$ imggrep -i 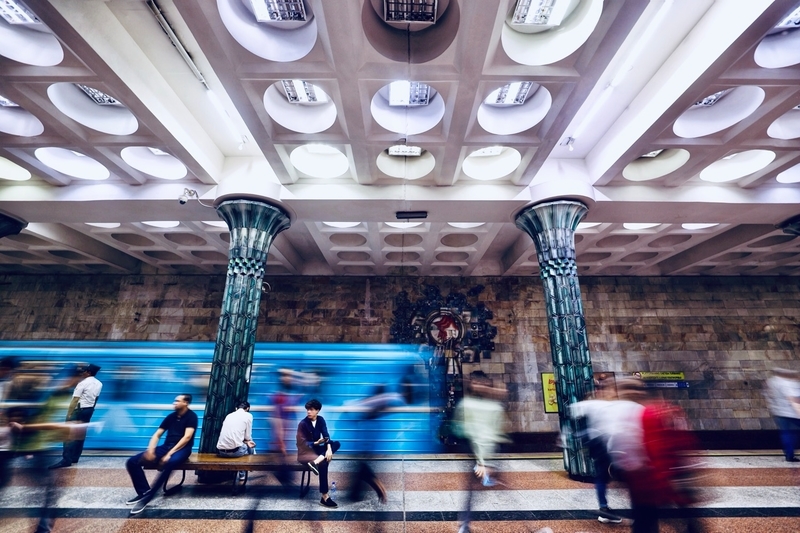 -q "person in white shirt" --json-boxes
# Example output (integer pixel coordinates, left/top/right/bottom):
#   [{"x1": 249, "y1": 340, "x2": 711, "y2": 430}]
[
  {"x1": 50, "y1": 363, "x2": 102, "y2": 469},
  {"x1": 766, "y1": 368, "x2": 800, "y2": 462},
  {"x1": 216, "y1": 401, "x2": 256, "y2": 480}
]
